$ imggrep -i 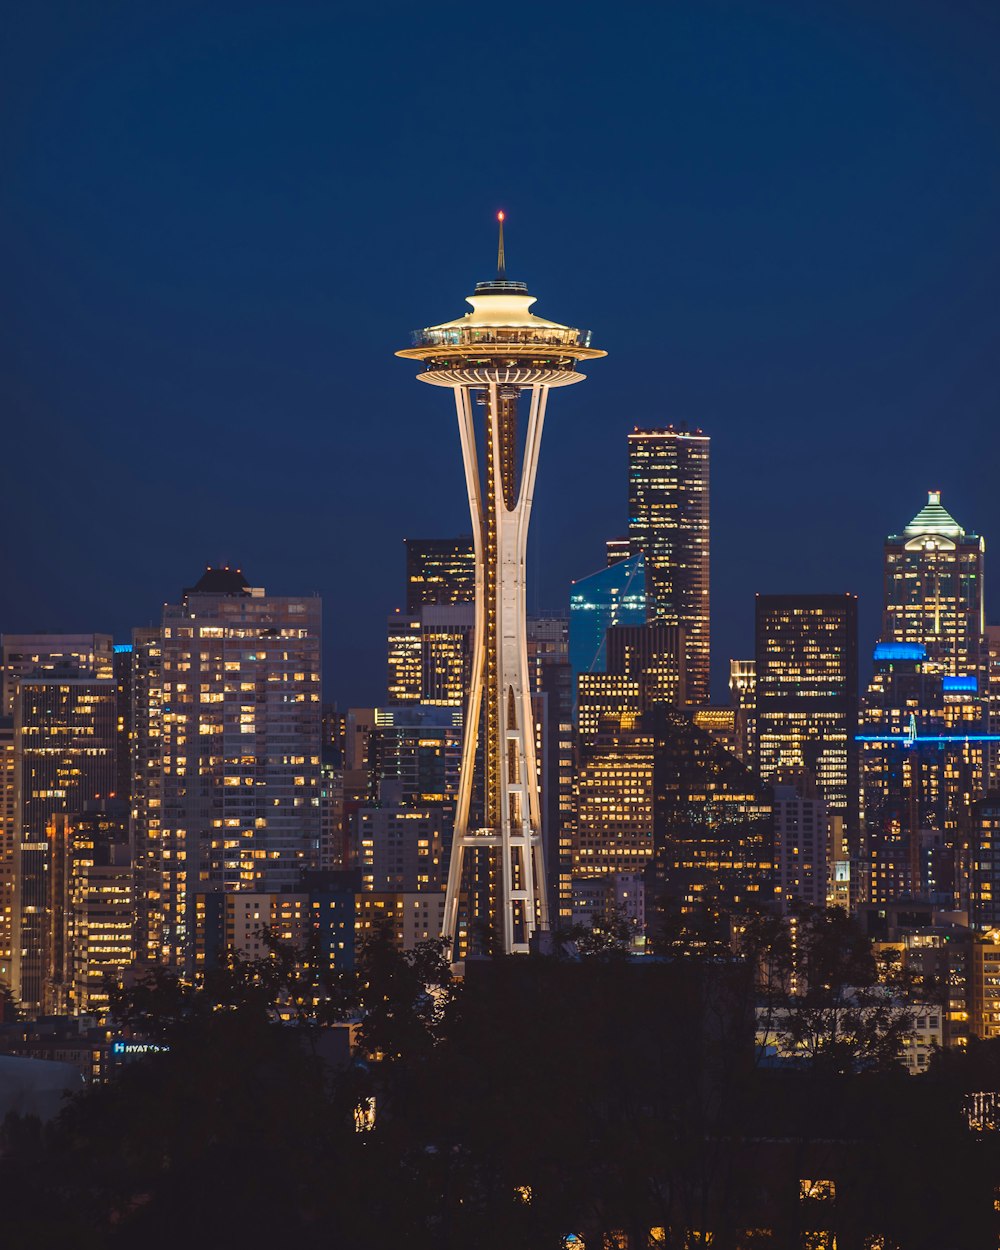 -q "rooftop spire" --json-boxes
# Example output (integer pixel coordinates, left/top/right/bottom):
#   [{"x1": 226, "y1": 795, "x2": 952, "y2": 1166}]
[{"x1": 497, "y1": 210, "x2": 506, "y2": 279}]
